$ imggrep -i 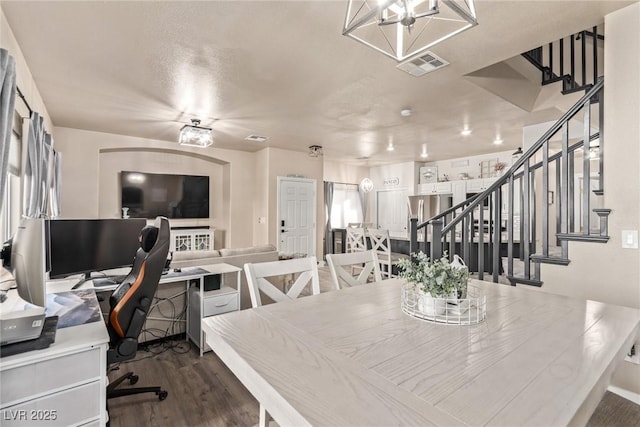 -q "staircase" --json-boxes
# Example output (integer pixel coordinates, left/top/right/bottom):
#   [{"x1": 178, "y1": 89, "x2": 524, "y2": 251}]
[
  {"x1": 409, "y1": 78, "x2": 607, "y2": 287},
  {"x1": 522, "y1": 26, "x2": 603, "y2": 94}
]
